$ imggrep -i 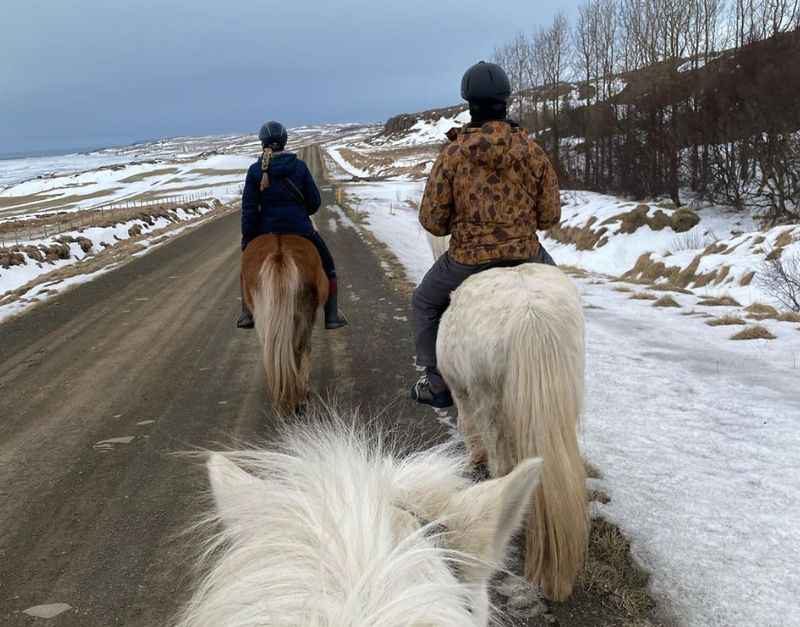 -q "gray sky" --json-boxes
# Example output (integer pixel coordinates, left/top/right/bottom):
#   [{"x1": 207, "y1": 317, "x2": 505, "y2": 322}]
[{"x1": 3, "y1": 0, "x2": 574, "y2": 155}]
